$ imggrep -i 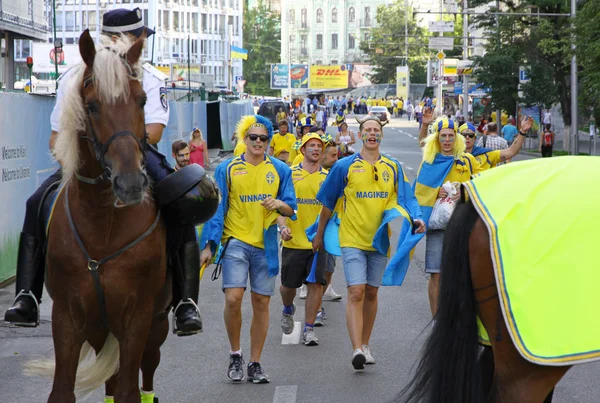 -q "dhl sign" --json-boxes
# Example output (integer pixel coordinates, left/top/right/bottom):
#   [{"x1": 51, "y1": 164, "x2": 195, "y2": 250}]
[{"x1": 309, "y1": 65, "x2": 349, "y2": 89}]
